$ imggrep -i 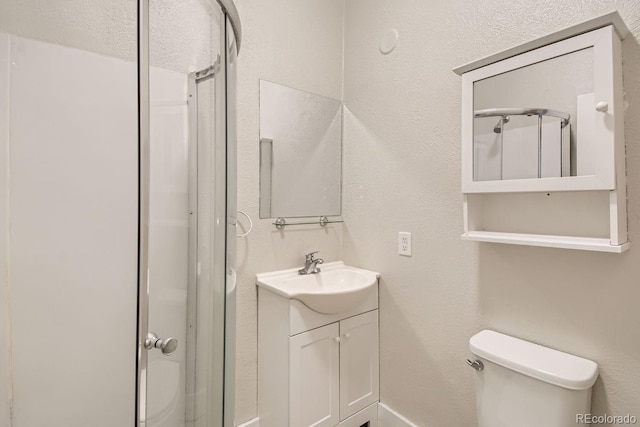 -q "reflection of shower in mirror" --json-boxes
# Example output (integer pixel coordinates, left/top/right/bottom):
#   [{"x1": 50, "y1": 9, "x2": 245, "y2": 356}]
[
  {"x1": 470, "y1": 46, "x2": 595, "y2": 184},
  {"x1": 473, "y1": 107, "x2": 572, "y2": 181}
]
